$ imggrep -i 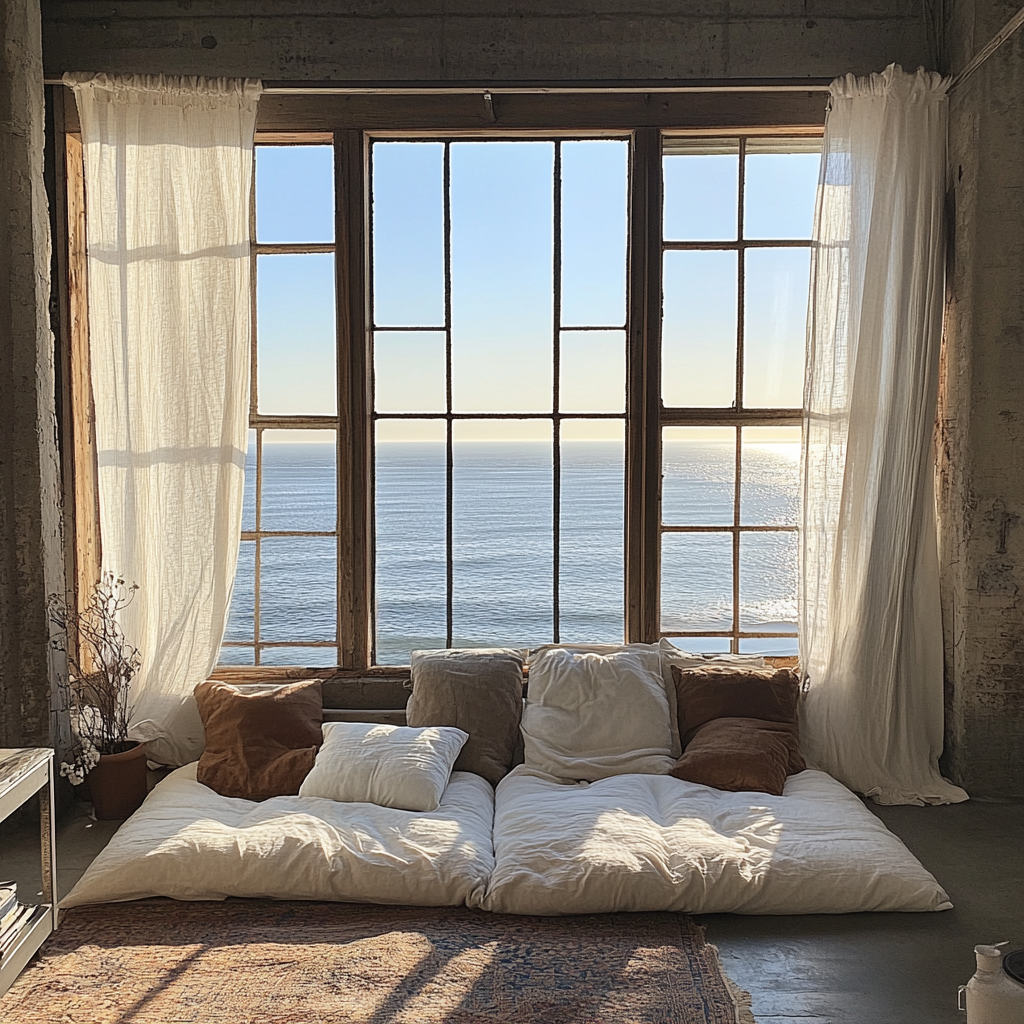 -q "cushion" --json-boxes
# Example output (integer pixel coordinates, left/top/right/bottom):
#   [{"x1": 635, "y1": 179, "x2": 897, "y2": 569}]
[
  {"x1": 671, "y1": 664, "x2": 806, "y2": 774},
  {"x1": 298, "y1": 722, "x2": 469, "y2": 812},
  {"x1": 521, "y1": 646, "x2": 676, "y2": 781},
  {"x1": 194, "y1": 678, "x2": 323, "y2": 801},
  {"x1": 407, "y1": 648, "x2": 524, "y2": 786},
  {"x1": 668, "y1": 717, "x2": 792, "y2": 795}
]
